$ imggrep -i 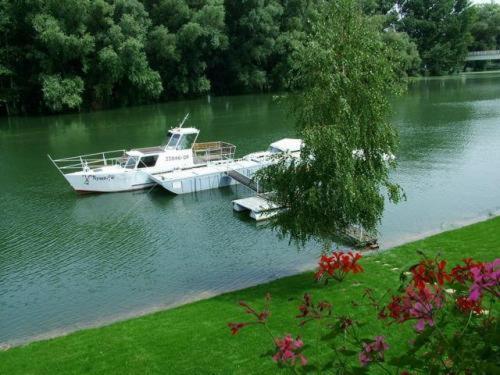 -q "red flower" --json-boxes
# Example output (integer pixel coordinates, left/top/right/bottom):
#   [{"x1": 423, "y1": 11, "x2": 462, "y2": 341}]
[
  {"x1": 382, "y1": 295, "x2": 411, "y2": 322},
  {"x1": 410, "y1": 259, "x2": 450, "y2": 290},
  {"x1": 338, "y1": 316, "x2": 354, "y2": 331},
  {"x1": 450, "y1": 258, "x2": 483, "y2": 284},
  {"x1": 380, "y1": 284, "x2": 444, "y2": 332},
  {"x1": 228, "y1": 294, "x2": 271, "y2": 335},
  {"x1": 296, "y1": 293, "x2": 331, "y2": 325},
  {"x1": 227, "y1": 322, "x2": 247, "y2": 335},
  {"x1": 315, "y1": 251, "x2": 364, "y2": 282},
  {"x1": 455, "y1": 296, "x2": 482, "y2": 314}
]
